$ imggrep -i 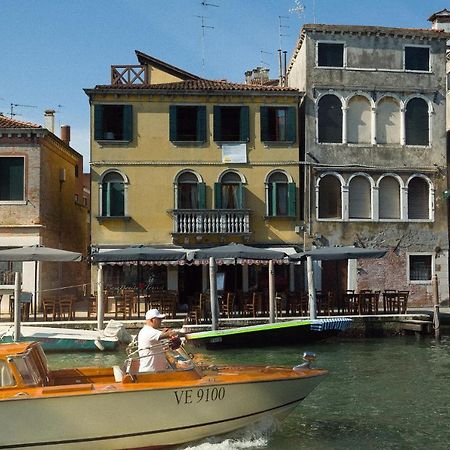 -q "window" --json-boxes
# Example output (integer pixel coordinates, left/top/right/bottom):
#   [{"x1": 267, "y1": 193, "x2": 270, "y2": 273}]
[
  {"x1": 408, "y1": 177, "x2": 429, "y2": 220},
  {"x1": 347, "y1": 96, "x2": 371, "y2": 144},
  {"x1": 349, "y1": 176, "x2": 371, "y2": 219},
  {"x1": 377, "y1": 97, "x2": 401, "y2": 145},
  {"x1": 176, "y1": 171, "x2": 205, "y2": 209},
  {"x1": 317, "y1": 43, "x2": 344, "y2": 67},
  {"x1": 101, "y1": 172, "x2": 125, "y2": 217},
  {"x1": 318, "y1": 175, "x2": 342, "y2": 219},
  {"x1": 94, "y1": 105, "x2": 133, "y2": 141},
  {"x1": 379, "y1": 176, "x2": 400, "y2": 220},
  {"x1": 260, "y1": 107, "x2": 296, "y2": 142},
  {"x1": 318, "y1": 95, "x2": 342, "y2": 143},
  {"x1": 405, "y1": 46, "x2": 430, "y2": 72},
  {"x1": 409, "y1": 255, "x2": 432, "y2": 282},
  {"x1": 0, "y1": 157, "x2": 24, "y2": 201},
  {"x1": 405, "y1": 98, "x2": 429, "y2": 146},
  {"x1": 215, "y1": 172, "x2": 244, "y2": 209},
  {"x1": 213, "y1": 106, "x2": 249, "y2": 142},
  {"x1": 169, "y1": 106, "x2": 206, "y2": 142},
  {"x1": 266, "y1": 172, "x2": 296, "y2": 217},
  {"x1": 0, "y1": 361, "x2": 15, "y2": 387}
]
